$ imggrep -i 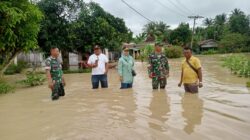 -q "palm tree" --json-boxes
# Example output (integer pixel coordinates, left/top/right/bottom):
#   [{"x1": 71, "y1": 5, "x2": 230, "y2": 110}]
[
  {"x1": 214, "y1": 13, "x2": 227, "y2": 26},
  {"x1": 143, "y1": 21, "x2": 170, "y2": 42},
  {"x1": 203, "y1": 18, "x2": 213, "y2": 27},
  {"x1": 231, "y1": 8, "x2": 244, "y2": 16}
]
